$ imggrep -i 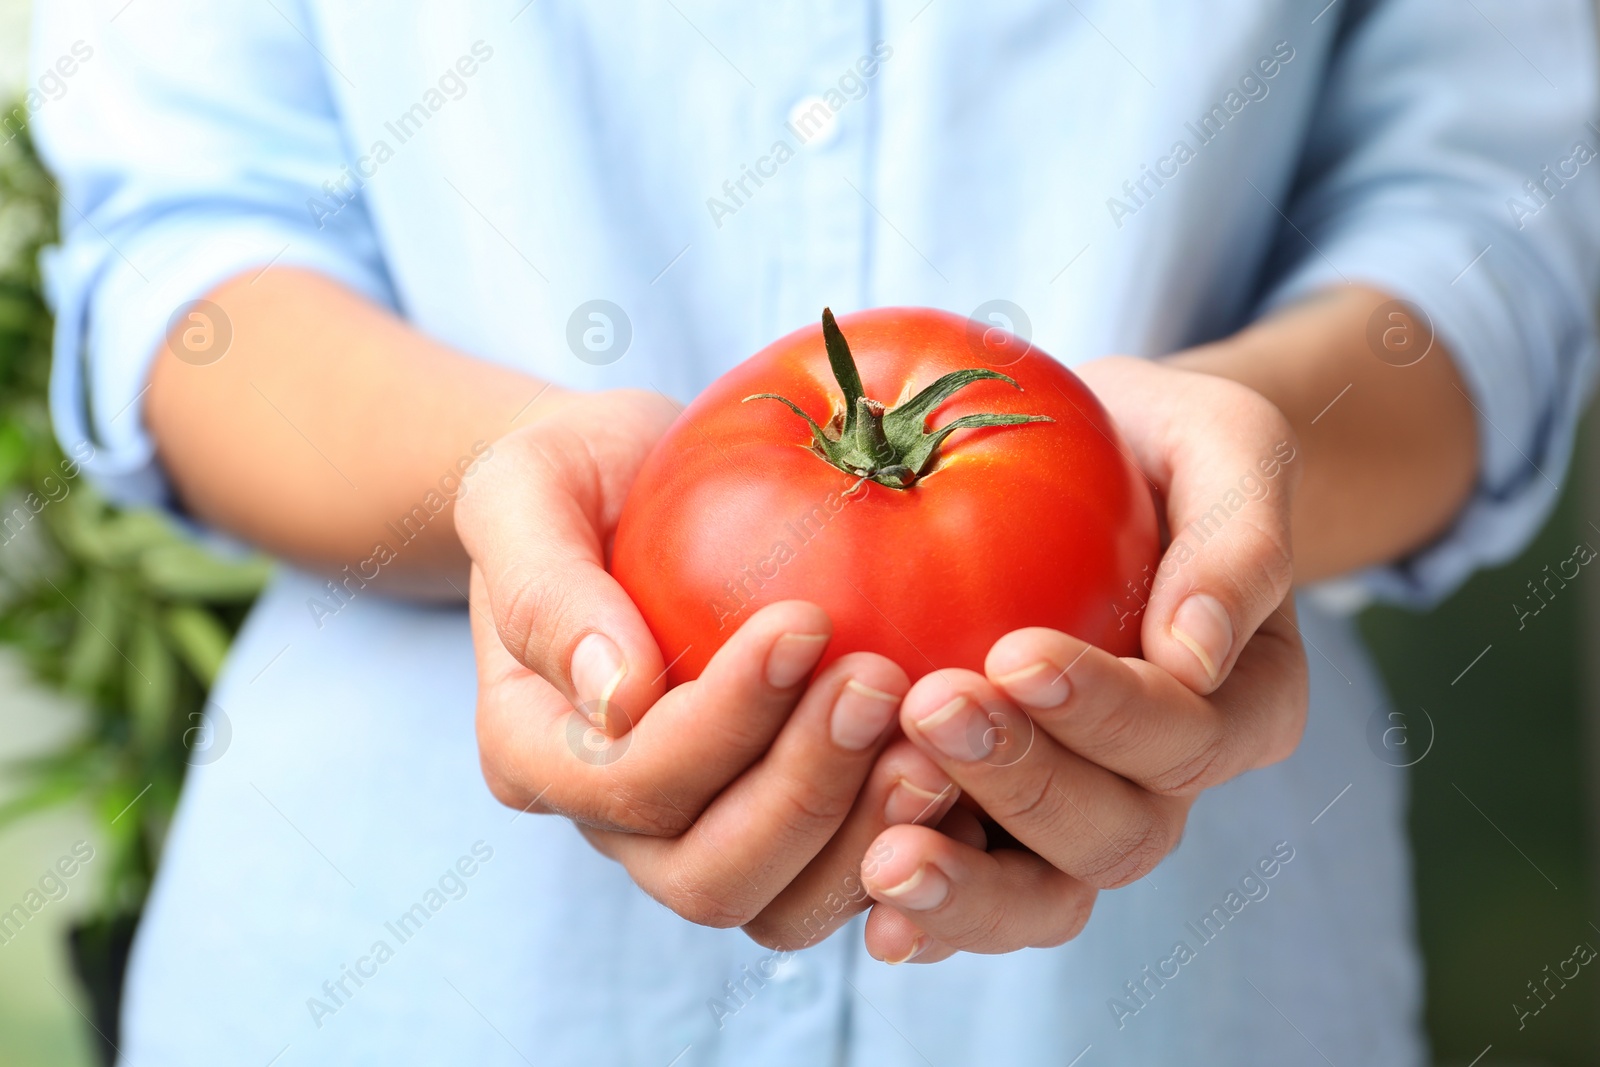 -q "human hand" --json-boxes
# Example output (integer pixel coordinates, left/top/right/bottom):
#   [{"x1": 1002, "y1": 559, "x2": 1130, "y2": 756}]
[
  {"x1": 457, "y1": 389, "x2": 944, "y2": 928},
  {"x1": 854, "y1": 357, "x2": 1311, "y2": 963}
]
